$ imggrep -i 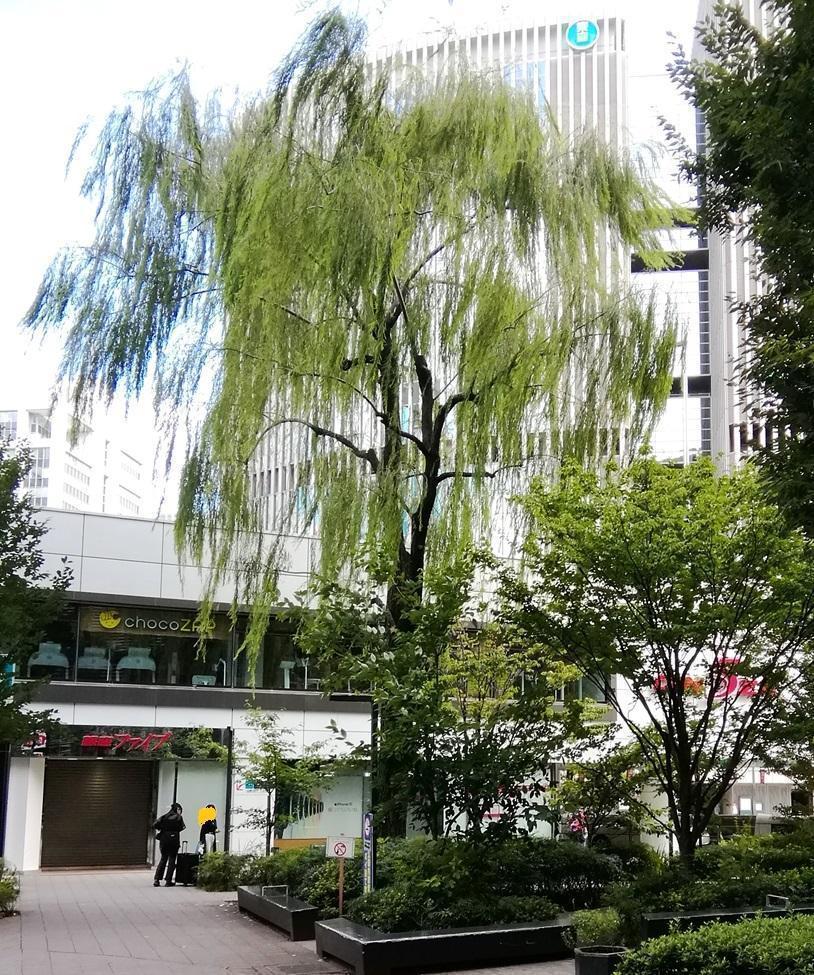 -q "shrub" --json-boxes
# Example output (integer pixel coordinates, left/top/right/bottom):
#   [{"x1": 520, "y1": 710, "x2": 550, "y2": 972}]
[
  {"x1": 345, "y1": 886, "x2": 561, "y2": 932},
  {"x1": 197, "y1": 845, "x2": 327, "y2": 893},
  {"x1": 617, "y1": 915, "x2": 814, "y2": 975},
  {"x1": 607, "y1": 843, "x2": 665, "y2": 879},
  {"x1": 241, "y1": 846, "x2": 326, "y2": 890},
  {"x1": 197, "y1": 852, "x2": 250, "y2": 891},
  {"x1": 565, "y1": 908, "x2": 624, "y2": 948},
  {"x1": 0, "y1": 860, "x2": 19, "y2": 915},
  {"x1": 298, "y1": 856, "x2": 363, "y2": 917},
  {"x1": 345, "y1": 885, "x2": 428, "y2": 931},
  {"x1": 495, "y1": 839, "x2": 621, "y2": 910}
]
